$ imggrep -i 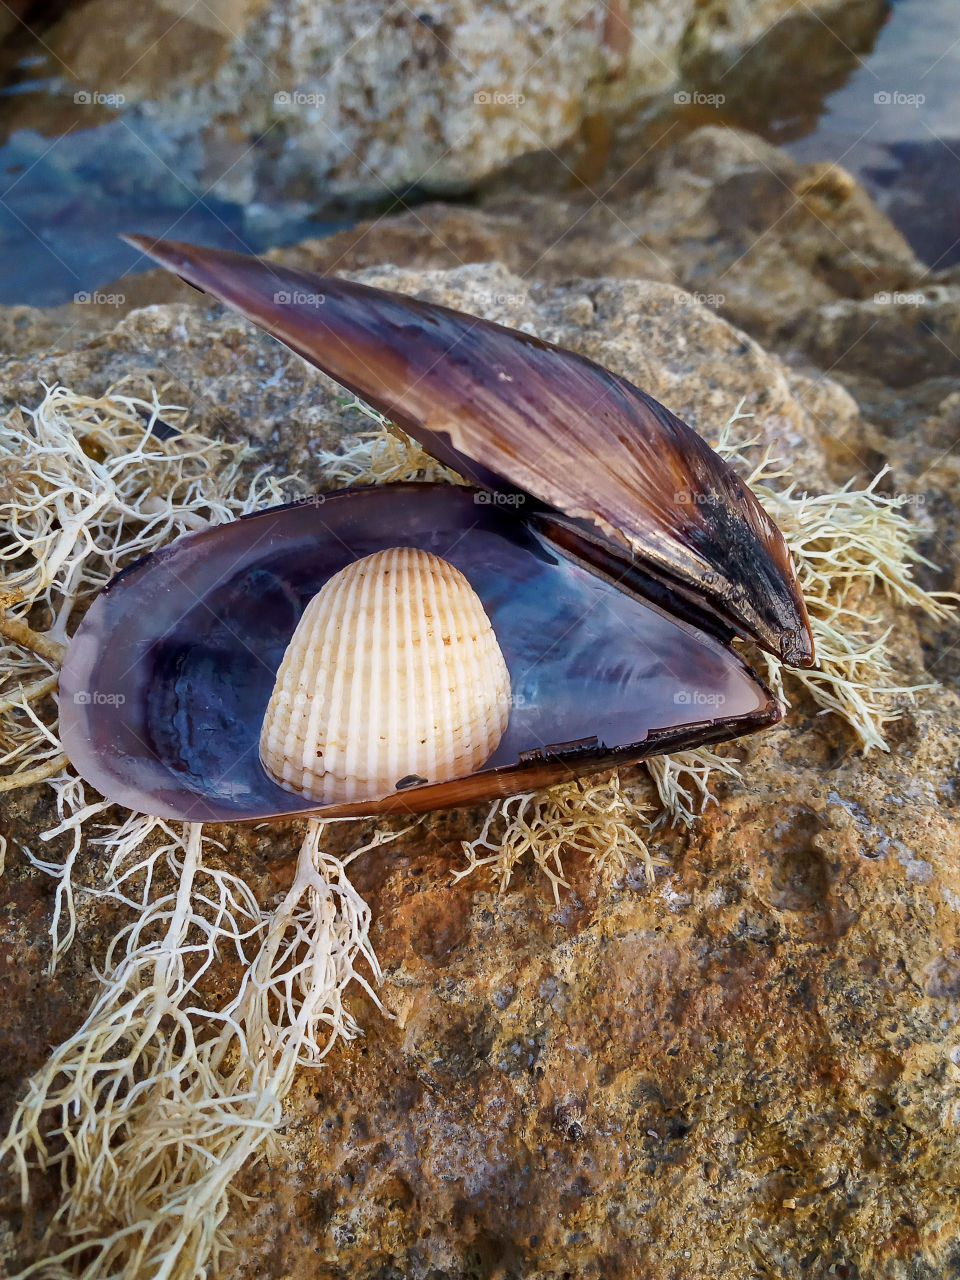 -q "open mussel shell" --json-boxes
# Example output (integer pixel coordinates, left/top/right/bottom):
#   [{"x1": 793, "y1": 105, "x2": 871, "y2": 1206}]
[
  {"x1": 122, "y1": 234, "x2": 815, "y2": 669},
  {"x1": 59, "y1": 486, "x2": 780, "y2": 823}
]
